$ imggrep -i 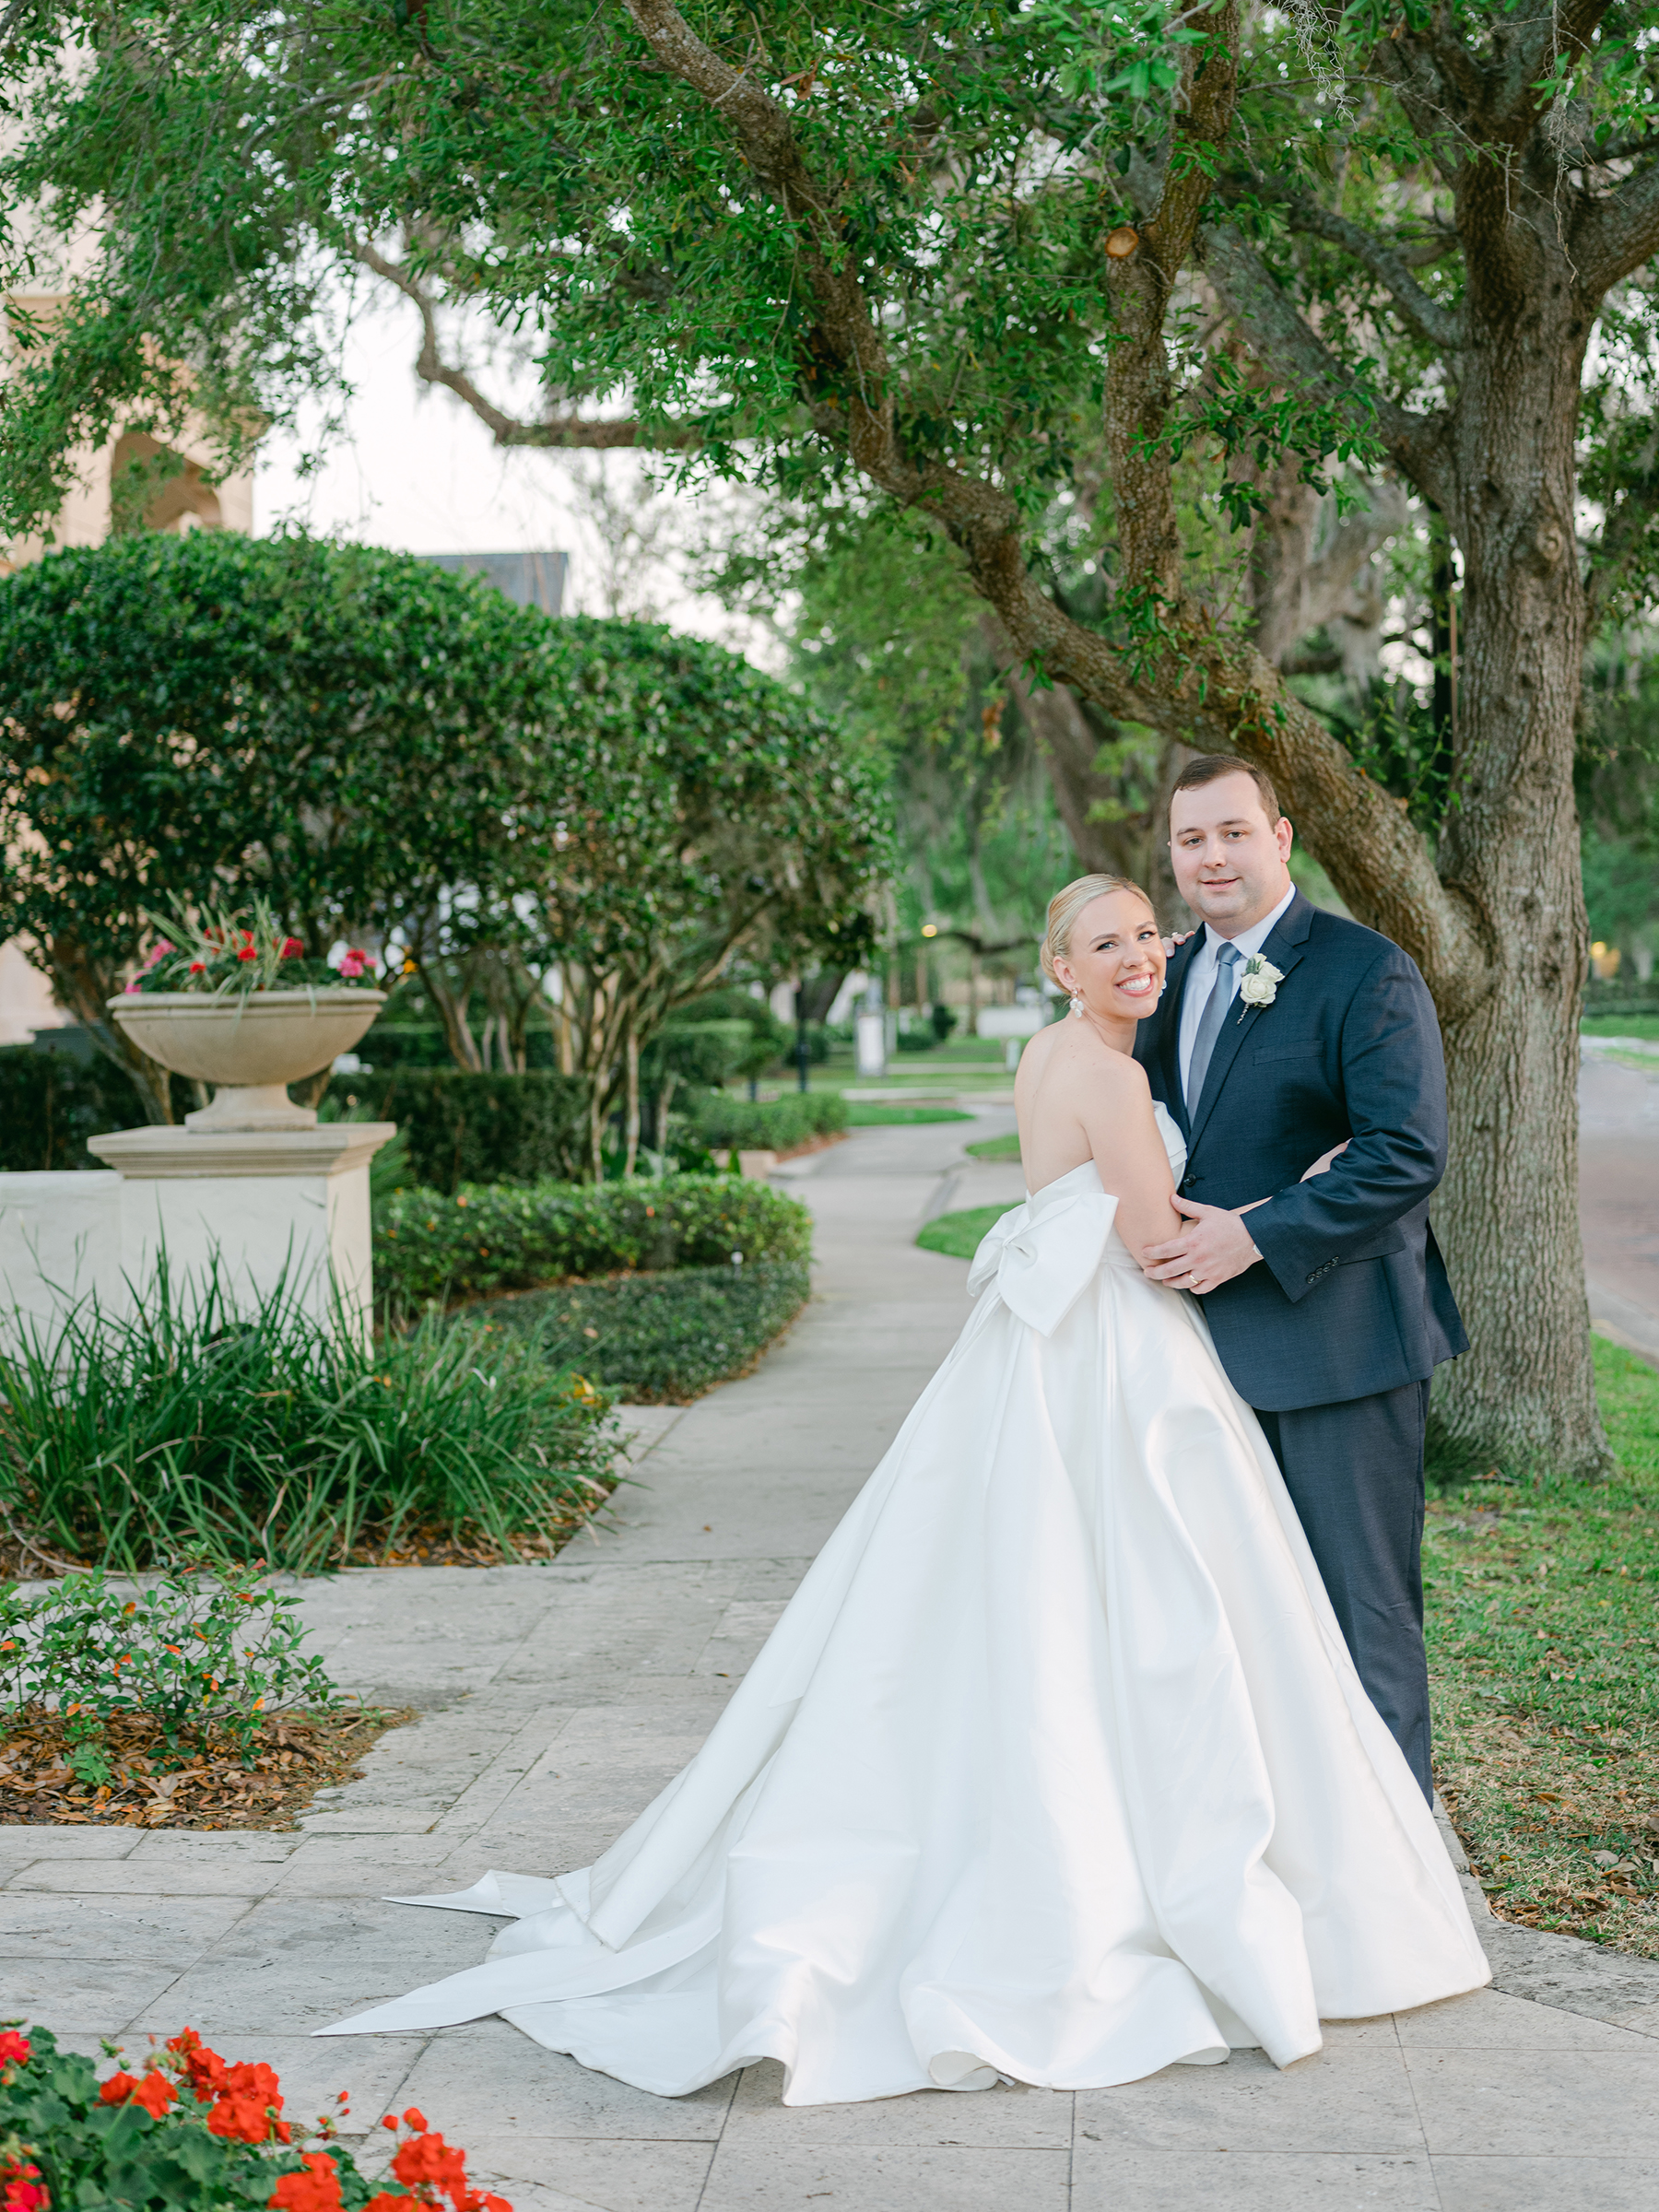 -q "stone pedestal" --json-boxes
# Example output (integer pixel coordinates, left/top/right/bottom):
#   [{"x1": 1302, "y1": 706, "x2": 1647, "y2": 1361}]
[{"x1": 85, "y1": 1124, "x2": 396, "y2": 1341}]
